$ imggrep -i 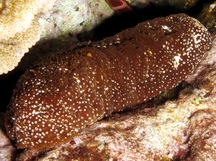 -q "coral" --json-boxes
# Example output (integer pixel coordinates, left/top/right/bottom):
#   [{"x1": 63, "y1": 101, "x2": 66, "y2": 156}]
[
  {"x1": 0, "y1": 0, "x2": 54, "y2": 39},
  {"x1": 0, "y1": 0, "x2": 56, "y2": 75},
  {"x1": 0, "y1": 19, "x2": 41, "y2": 75}
]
